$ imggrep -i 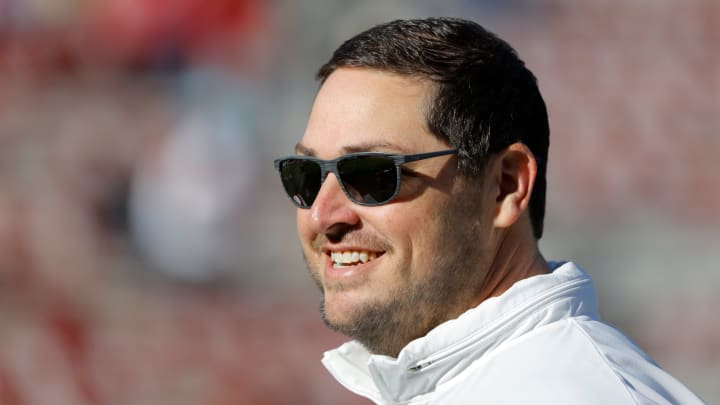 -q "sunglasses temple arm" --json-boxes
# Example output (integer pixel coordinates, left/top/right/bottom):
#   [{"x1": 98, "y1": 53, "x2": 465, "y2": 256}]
[{"x1": 398, "y1": 149, "x2": 458, "y2": 164}]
